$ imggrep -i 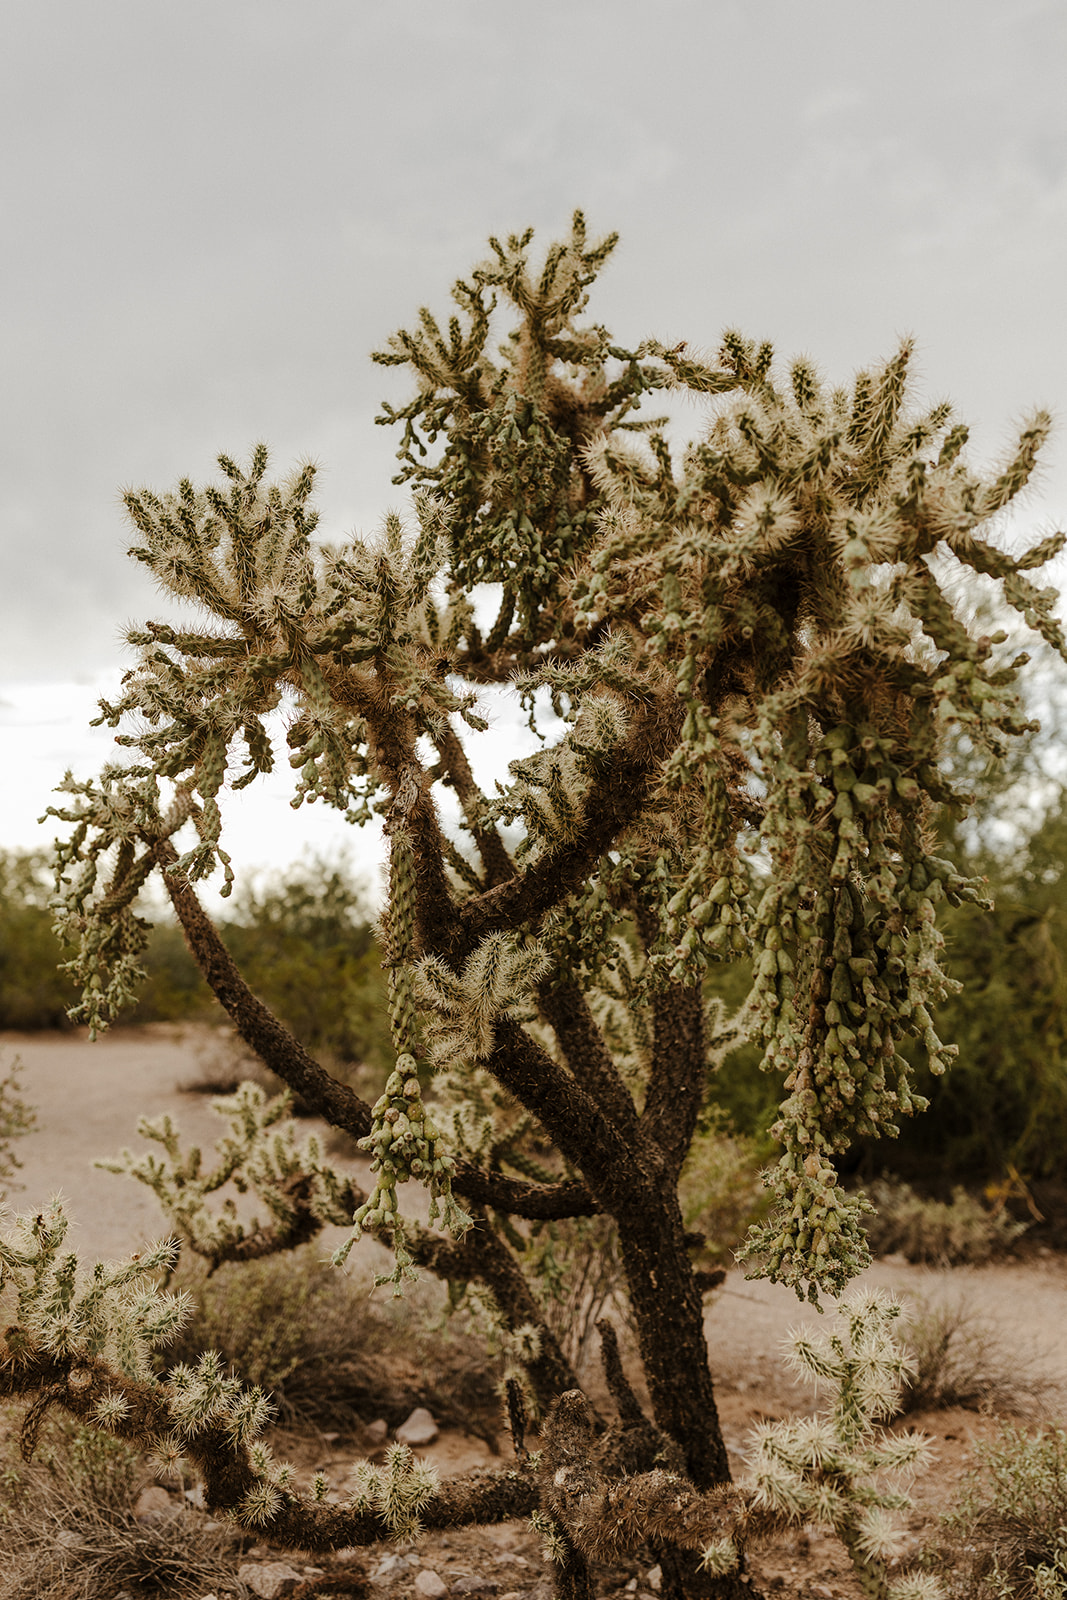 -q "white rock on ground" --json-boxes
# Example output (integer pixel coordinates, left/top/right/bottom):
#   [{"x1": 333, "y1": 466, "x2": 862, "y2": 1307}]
[
  {"x1": 414, "y1": 1571, "x2": 449, "y2": 1598},
  {"x1": 133, "y1": 1485, "x2": 176, "y2": 1522},
  {"x1": 237, "y1": 1561, "x2": 305, "y2": 1598},
  {"x1": 395, "y1": 1406, "x2": 439, "y2": 1446}
]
